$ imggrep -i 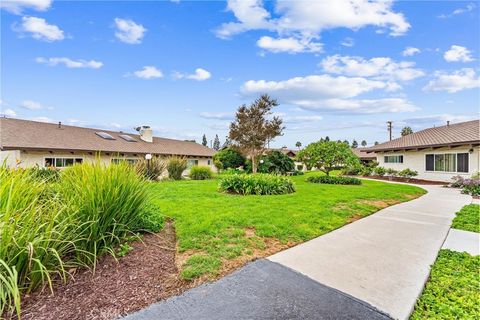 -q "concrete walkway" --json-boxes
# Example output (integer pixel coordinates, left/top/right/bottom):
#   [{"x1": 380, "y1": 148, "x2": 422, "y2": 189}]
[
  {"x1": 269, "y1": 185, "x2": 471, "y2": 319},
  {"x1": 125, "y1": 184, "x2": 471, "y2": 320},
  {"x1": 443, "y1": 228, "x2": 480, "y2": 255}
]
